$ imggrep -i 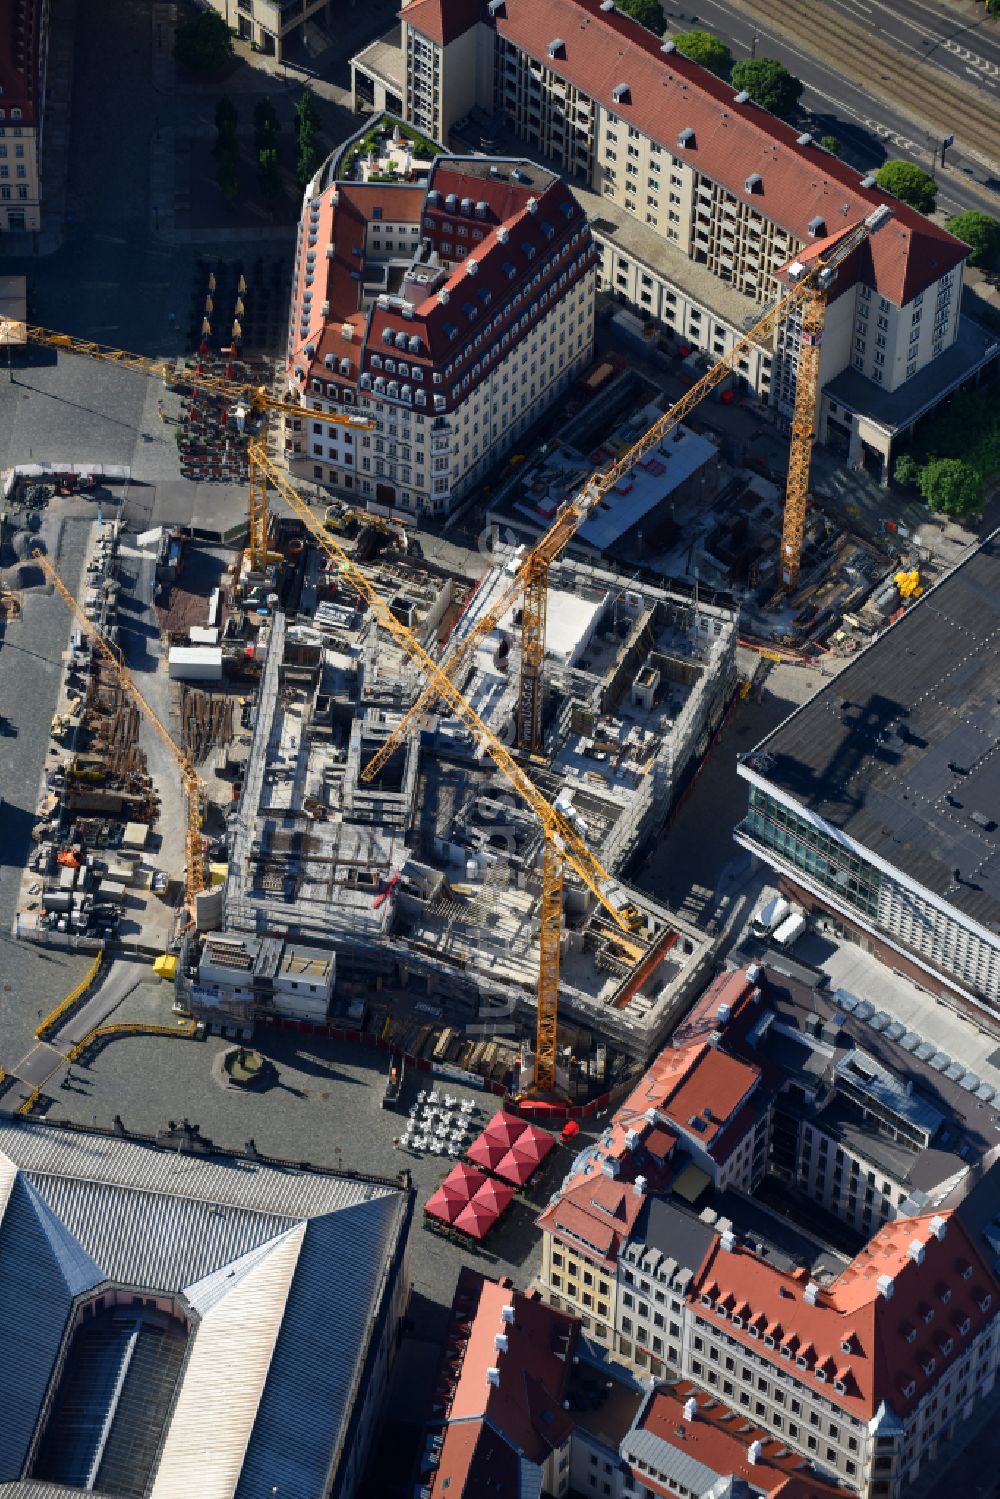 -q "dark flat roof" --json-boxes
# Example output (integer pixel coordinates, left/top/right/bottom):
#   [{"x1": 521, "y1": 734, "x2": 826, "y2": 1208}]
[{"x1": 745, "y1": 532, "x2": 1000, "y2": 930}]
